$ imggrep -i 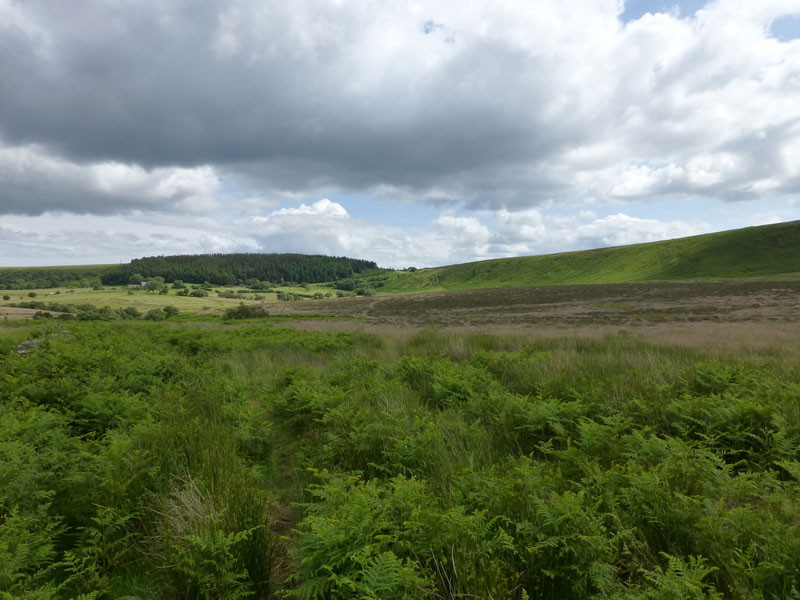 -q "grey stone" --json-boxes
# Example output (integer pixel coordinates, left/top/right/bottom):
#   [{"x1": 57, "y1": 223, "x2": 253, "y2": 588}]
[{"x1": 17, "y1": 339, "x2": 42, "y2": 354}]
